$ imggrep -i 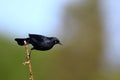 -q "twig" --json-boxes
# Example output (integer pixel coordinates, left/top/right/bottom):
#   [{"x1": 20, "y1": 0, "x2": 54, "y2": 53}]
[{"x1": 23, "y1": 40, "x2": 34, "y2": 80}]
